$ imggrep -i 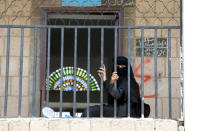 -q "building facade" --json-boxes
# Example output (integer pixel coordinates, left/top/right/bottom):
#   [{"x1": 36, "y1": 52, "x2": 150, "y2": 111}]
[{"x1": 0, "y1": 0, "x2": 182, "y2": 119}]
